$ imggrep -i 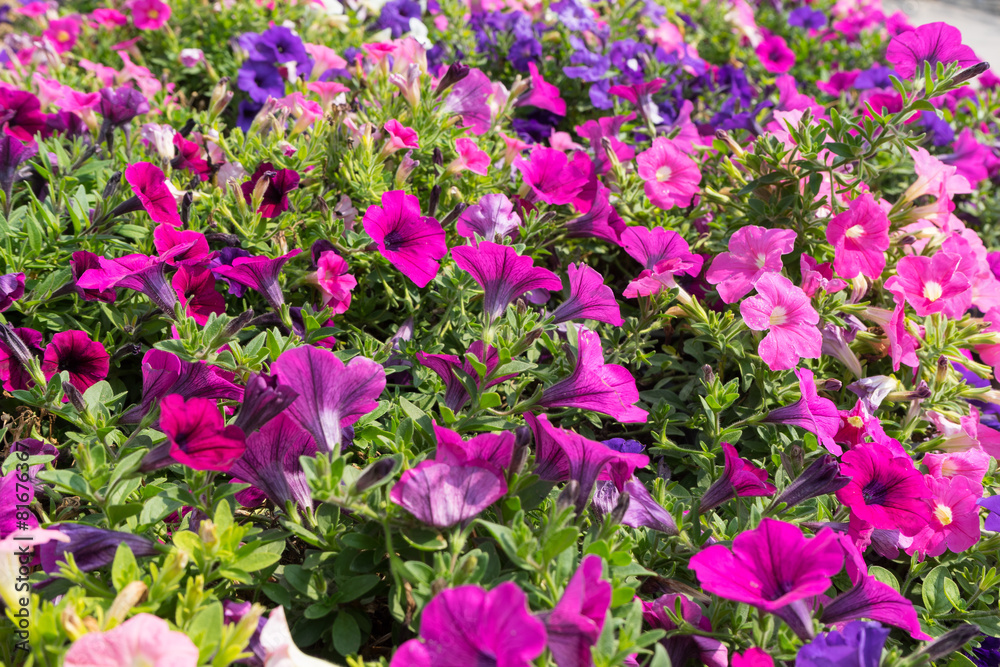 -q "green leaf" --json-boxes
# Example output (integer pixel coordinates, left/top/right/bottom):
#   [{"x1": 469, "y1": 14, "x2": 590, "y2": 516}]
[
  {"x1": 541, "y1": 527, "x2": 579, "y2": 563},
  {"x1": 331, "y1": 611, "x2": 361, "y2": 656},
  {"x1": 922, "y1": 565, "x2": 960, "y2": 616},
  {"x1": 230, "y1": 548, "x2": 282, "y2": 573},
  {"x1": 334, "y1": 574, "x2": 381, "y2": 603},
  {"x1": 400, "y1": 525, "x2": 447, "y2": 551},
  {"x1": 111, "y1": 543, "x2": 139, "y2": 592},
  {"x1": 867, "y1": 566, "x2": 899, "y2": 592},
  {"x1": 173, "y1": 531, "x2": 203, "y2": 559},
  {"x1": 478, "y1": 391, "x2": 502, "y2": 409}
]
